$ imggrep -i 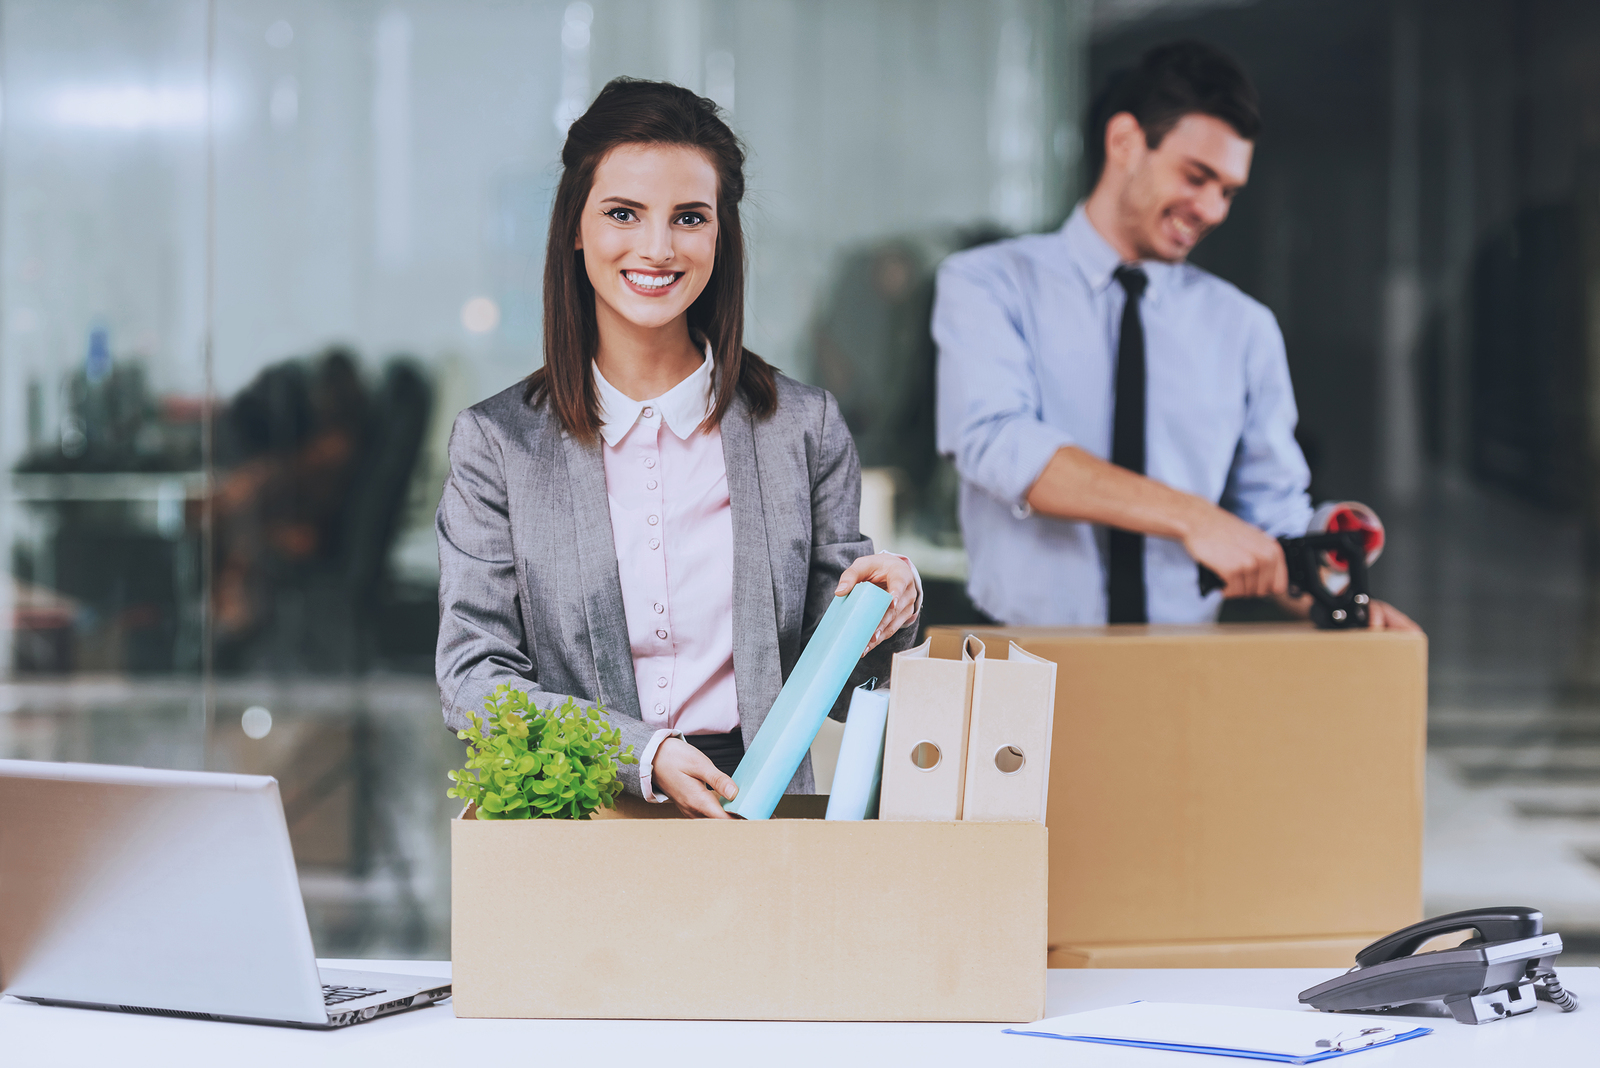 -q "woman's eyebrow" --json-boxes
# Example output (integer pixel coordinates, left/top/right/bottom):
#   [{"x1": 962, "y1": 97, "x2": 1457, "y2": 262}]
[
  {"x1": 599, "y1": 196, "x2": 646, "y2": 209},
  {"x1": 674, "y1": 201, "x2": 712, "y2": 212}
]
